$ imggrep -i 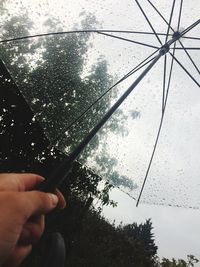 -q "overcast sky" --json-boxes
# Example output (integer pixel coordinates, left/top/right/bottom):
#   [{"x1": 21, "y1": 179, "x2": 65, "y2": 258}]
[
  {"x1": 103, "y1": 188, "x2": 200, "y2": 263},
  {"x1": 1, "y1": 0, "x2": 200, "y2": 263}
]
